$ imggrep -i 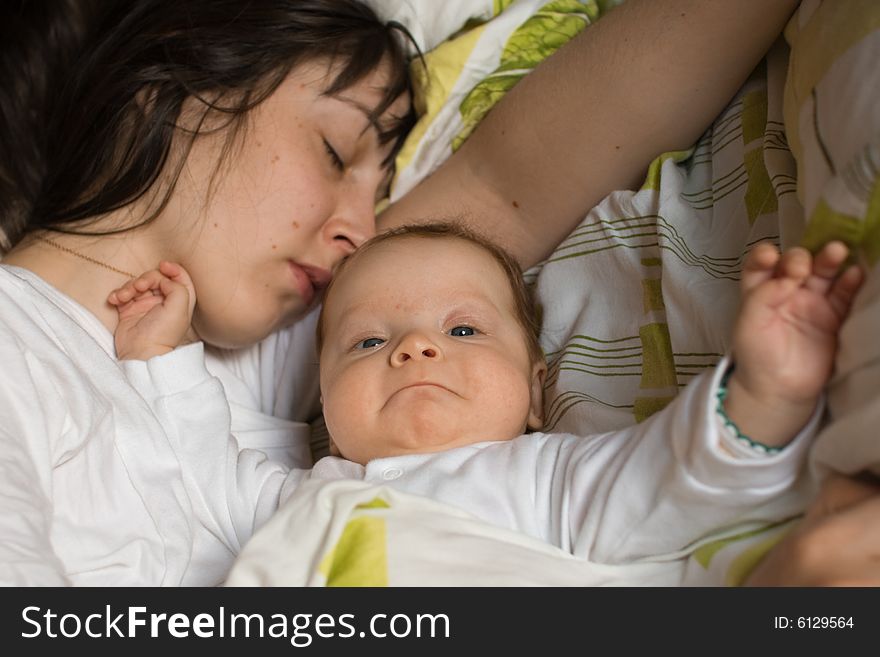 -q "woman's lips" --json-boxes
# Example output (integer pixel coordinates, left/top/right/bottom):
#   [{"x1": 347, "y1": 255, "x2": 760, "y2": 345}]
[
  {"x1": 299, "y1": 264, "x2": 332, "y2": 290},
  {"x1": 288, "y1": 261, "x2": 315, "y2": 306},
  {"x1": 288, "y1": 261, "x2": 332, "y2": 306}
]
